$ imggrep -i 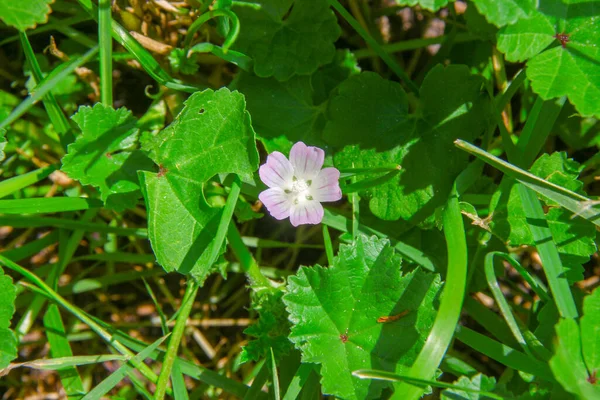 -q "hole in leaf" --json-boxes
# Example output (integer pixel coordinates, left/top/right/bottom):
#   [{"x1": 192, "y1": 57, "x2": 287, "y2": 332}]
[{"x1": 198, "y1": 108, "x2": 205, "y2": 114}]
